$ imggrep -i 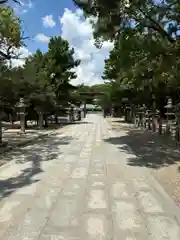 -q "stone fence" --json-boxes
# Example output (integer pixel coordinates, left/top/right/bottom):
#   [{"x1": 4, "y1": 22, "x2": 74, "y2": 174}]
[{"x1": 125, "y1": 98, "x2": 180, "y2": 142}]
